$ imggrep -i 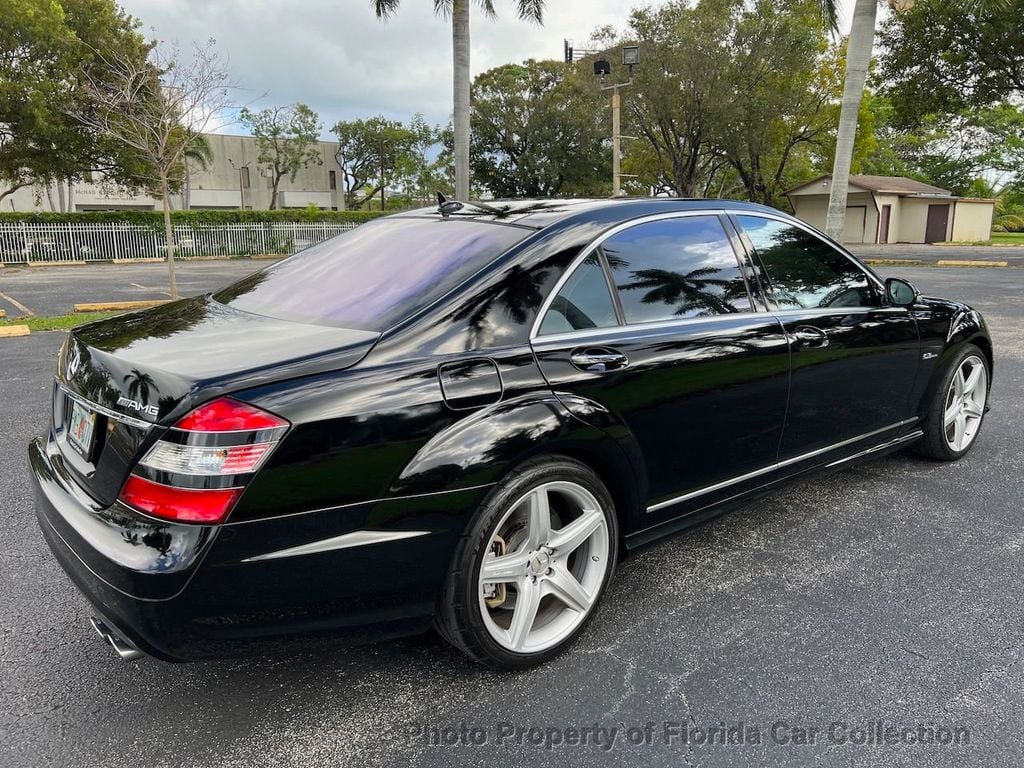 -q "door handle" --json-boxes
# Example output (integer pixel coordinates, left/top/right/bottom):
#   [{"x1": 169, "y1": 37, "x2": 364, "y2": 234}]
[
  {"x1": 792, "y1": 325, "x2": 830, "y2": 348},
  {"x1": 570, "y1": 347, "x2": 629, "y2": 373}
]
